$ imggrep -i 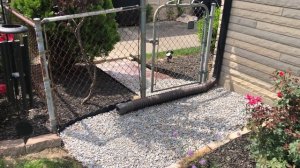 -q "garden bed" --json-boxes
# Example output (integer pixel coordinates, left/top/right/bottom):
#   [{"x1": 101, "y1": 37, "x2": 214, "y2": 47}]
[{"x1": 182, "y1": 133, "x2": 256, "y2": 168}]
